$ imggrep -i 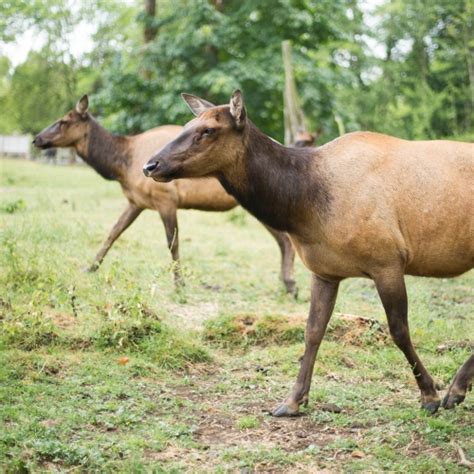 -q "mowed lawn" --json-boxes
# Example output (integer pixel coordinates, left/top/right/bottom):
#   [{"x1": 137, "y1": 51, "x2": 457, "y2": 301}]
[{"x1": 0, "y1": 157, "x2": 472, "y2": 472}]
